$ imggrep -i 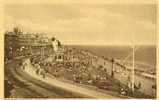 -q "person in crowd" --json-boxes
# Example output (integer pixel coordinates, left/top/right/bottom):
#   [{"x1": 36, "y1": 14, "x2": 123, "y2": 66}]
[
  {"x1": 5, "y1": 80, "x2": 14, "y2": 97},
  {"x1": 134, "y1": 82, "x2": 141, "y2": 91},
  {"x1": 40, "y1": 68, "x2": 46, "y2": 78},
  {"x1": 120, "y1": 88, "x2": 126, "y2": 95},
  {"x1": 35, "y1": 63, "x2": 41, "y2": 75},
  {"x1": 21, "y1": 61, "x2": 26, "y2": 70}
]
